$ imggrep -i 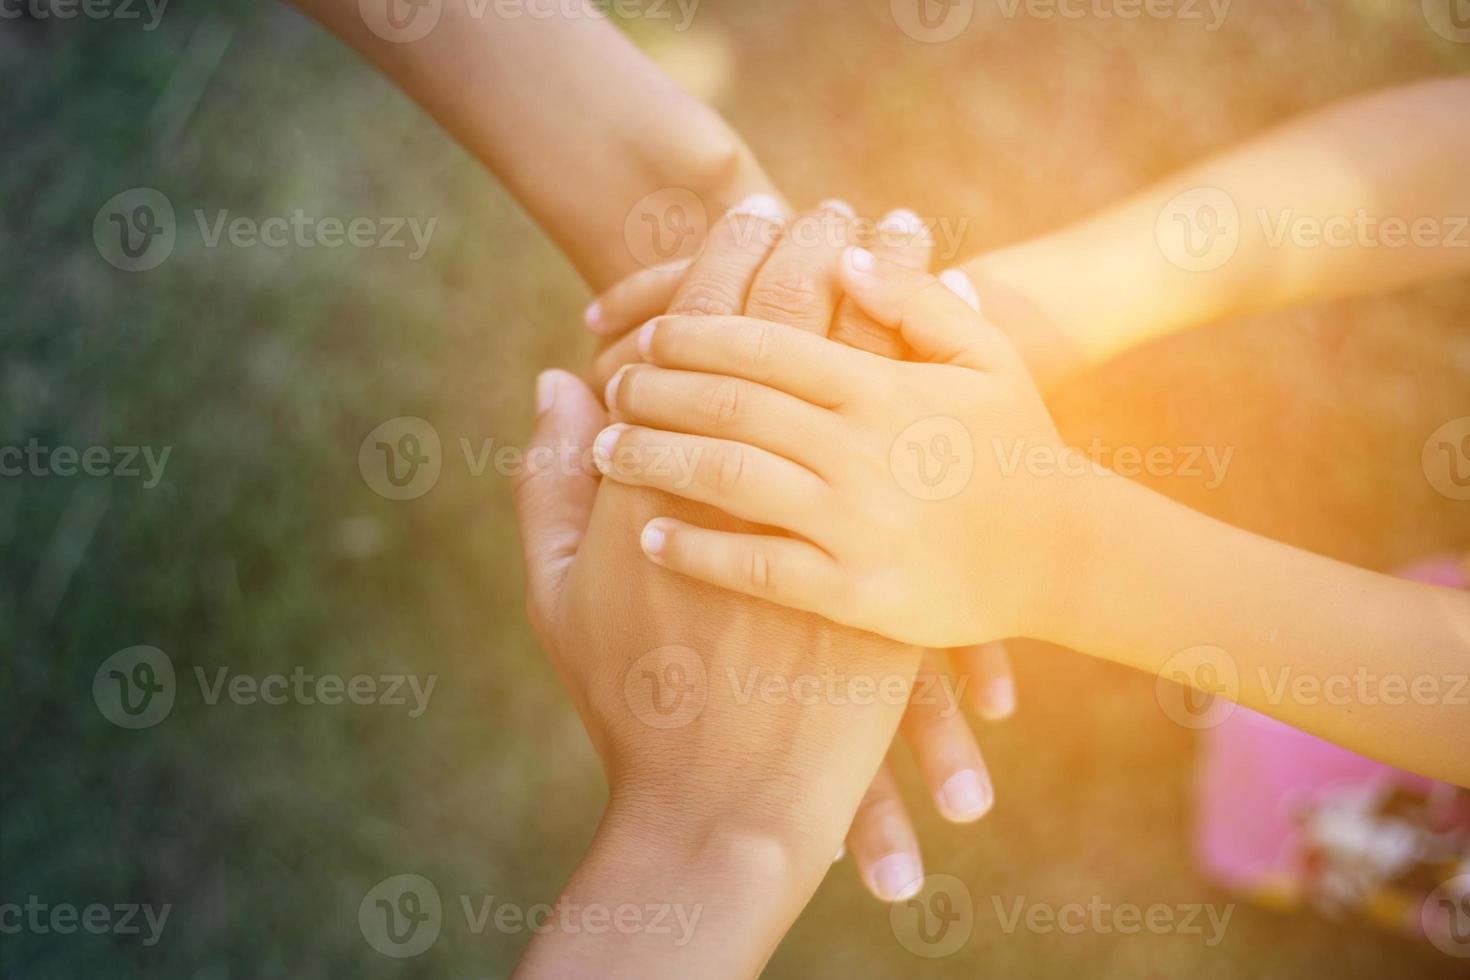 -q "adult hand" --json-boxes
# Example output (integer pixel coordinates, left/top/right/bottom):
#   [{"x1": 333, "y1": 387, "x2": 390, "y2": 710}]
[
  {"x1": 585, "y1": 200, "x2": 1018, "y2": 900},
  {"x1": 512, "y1": 199, "x2": 923, "y2": 979}
]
